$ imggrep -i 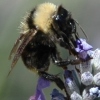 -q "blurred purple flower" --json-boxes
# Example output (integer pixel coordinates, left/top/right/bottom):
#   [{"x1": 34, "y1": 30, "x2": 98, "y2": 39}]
[
  {"x1": 37, "y1": 77, "x2": 51, "y2": 89},
  {"x1": 29, "y1": 77, "x2": 50, "y2": 100},
  {"x1": 75, "y1": 38, "x2": 93, "y2": 59},
  {"x1": 35, "y1": 89, "x2": 45, "y2": 100},
  {"x1": 29, "y1": 96, "x2": 36, "y2": 100},
  {"x1": 50, "y1": 88, "x2": 65, "y2": 100},
  {"x1": 29, "y1": 90, "x2": 45, "y2": 100}
]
